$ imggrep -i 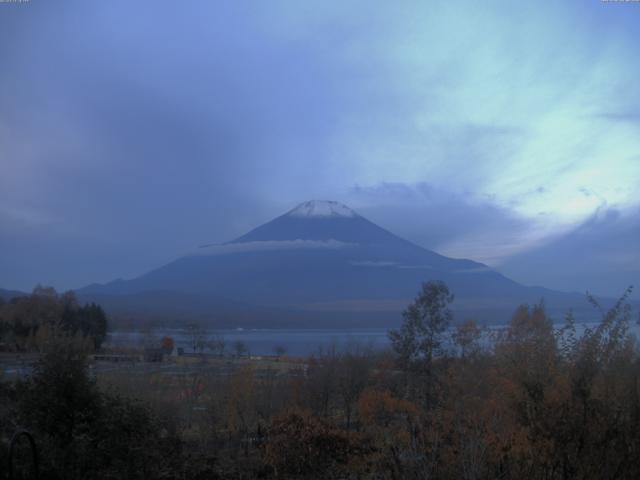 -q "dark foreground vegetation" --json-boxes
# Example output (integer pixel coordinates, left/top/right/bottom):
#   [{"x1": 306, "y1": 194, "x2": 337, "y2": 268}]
[{"x1": 1, "y1": 283, "x2": 640, "y2": 479}]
